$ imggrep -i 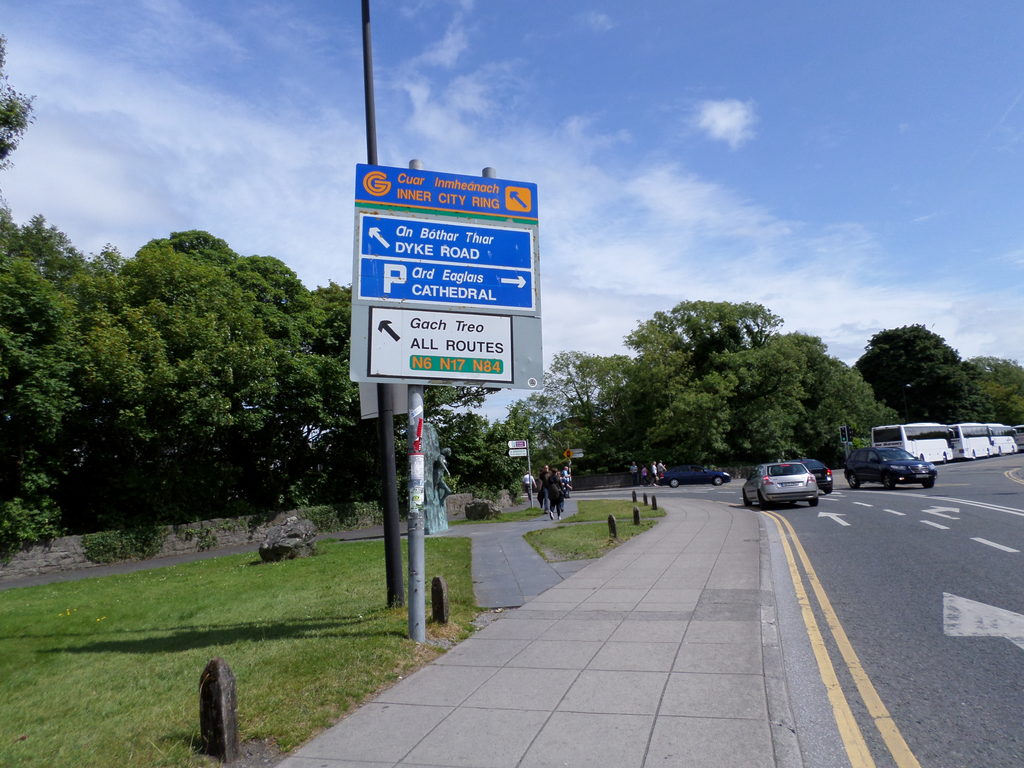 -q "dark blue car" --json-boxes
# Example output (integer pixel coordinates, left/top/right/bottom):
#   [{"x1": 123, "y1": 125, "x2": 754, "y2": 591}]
[{"x1": 659, "y1": 465, "x2": 732, "y2": 487}]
